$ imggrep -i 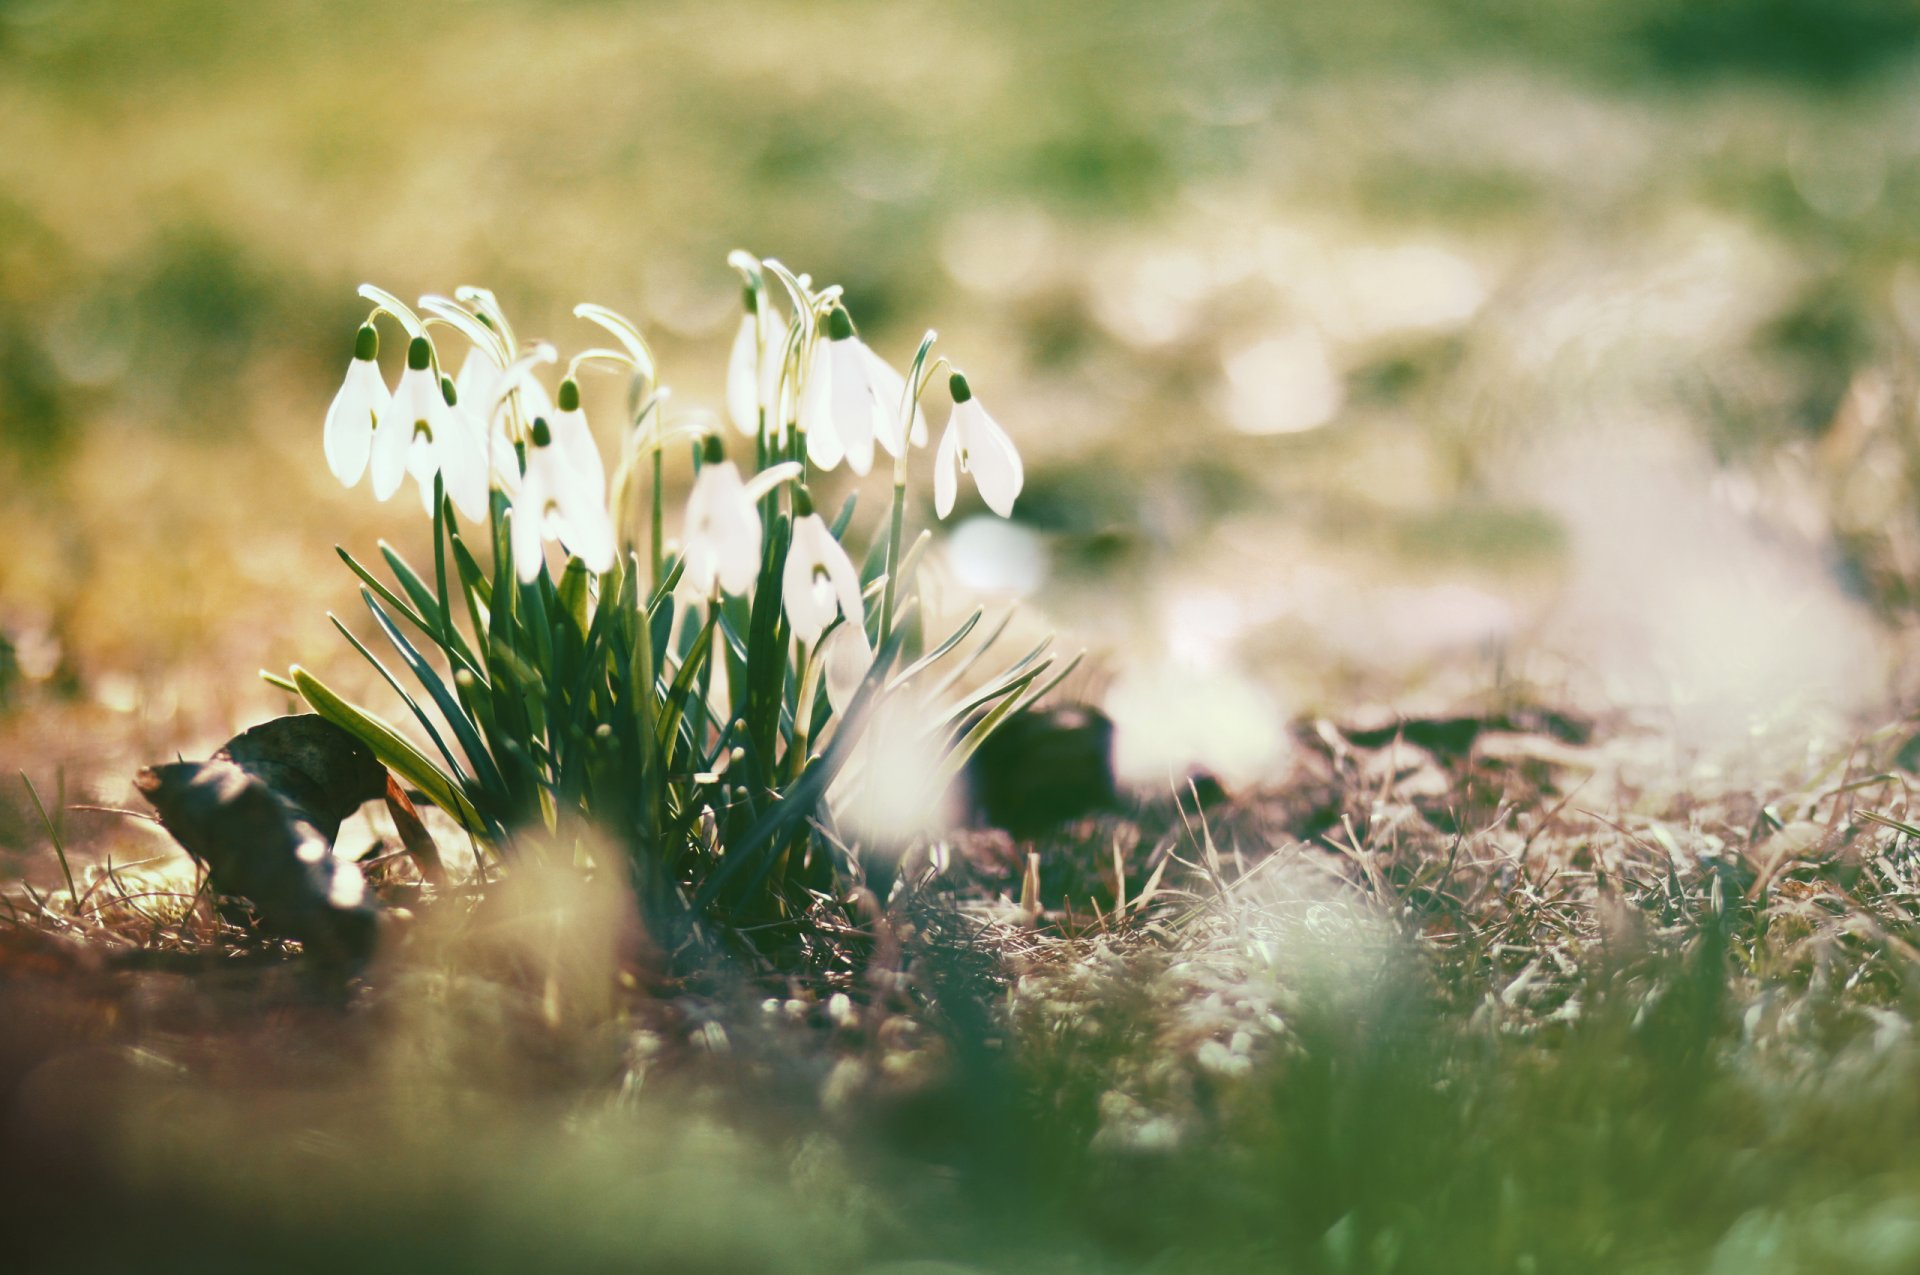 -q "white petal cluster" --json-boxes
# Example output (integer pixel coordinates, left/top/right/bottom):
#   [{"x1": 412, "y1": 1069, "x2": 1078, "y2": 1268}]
[{"x1": 321, "y1": 265, "x2": 1026, "y2": 742}]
